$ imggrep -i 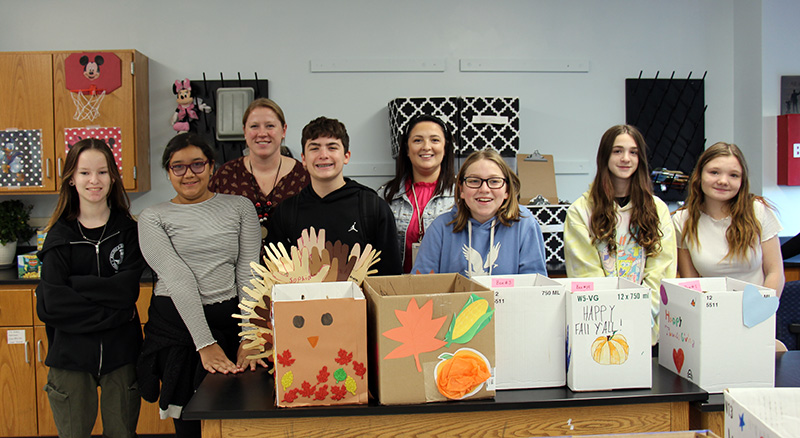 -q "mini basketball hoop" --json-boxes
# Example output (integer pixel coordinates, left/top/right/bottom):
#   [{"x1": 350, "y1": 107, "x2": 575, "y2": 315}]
[
  {"x1": 70, "y1": 84, "x2": 106, "y2": 121},
  {"x1": 64, "y1": 52, "x2": 121, "y2": 122}
]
